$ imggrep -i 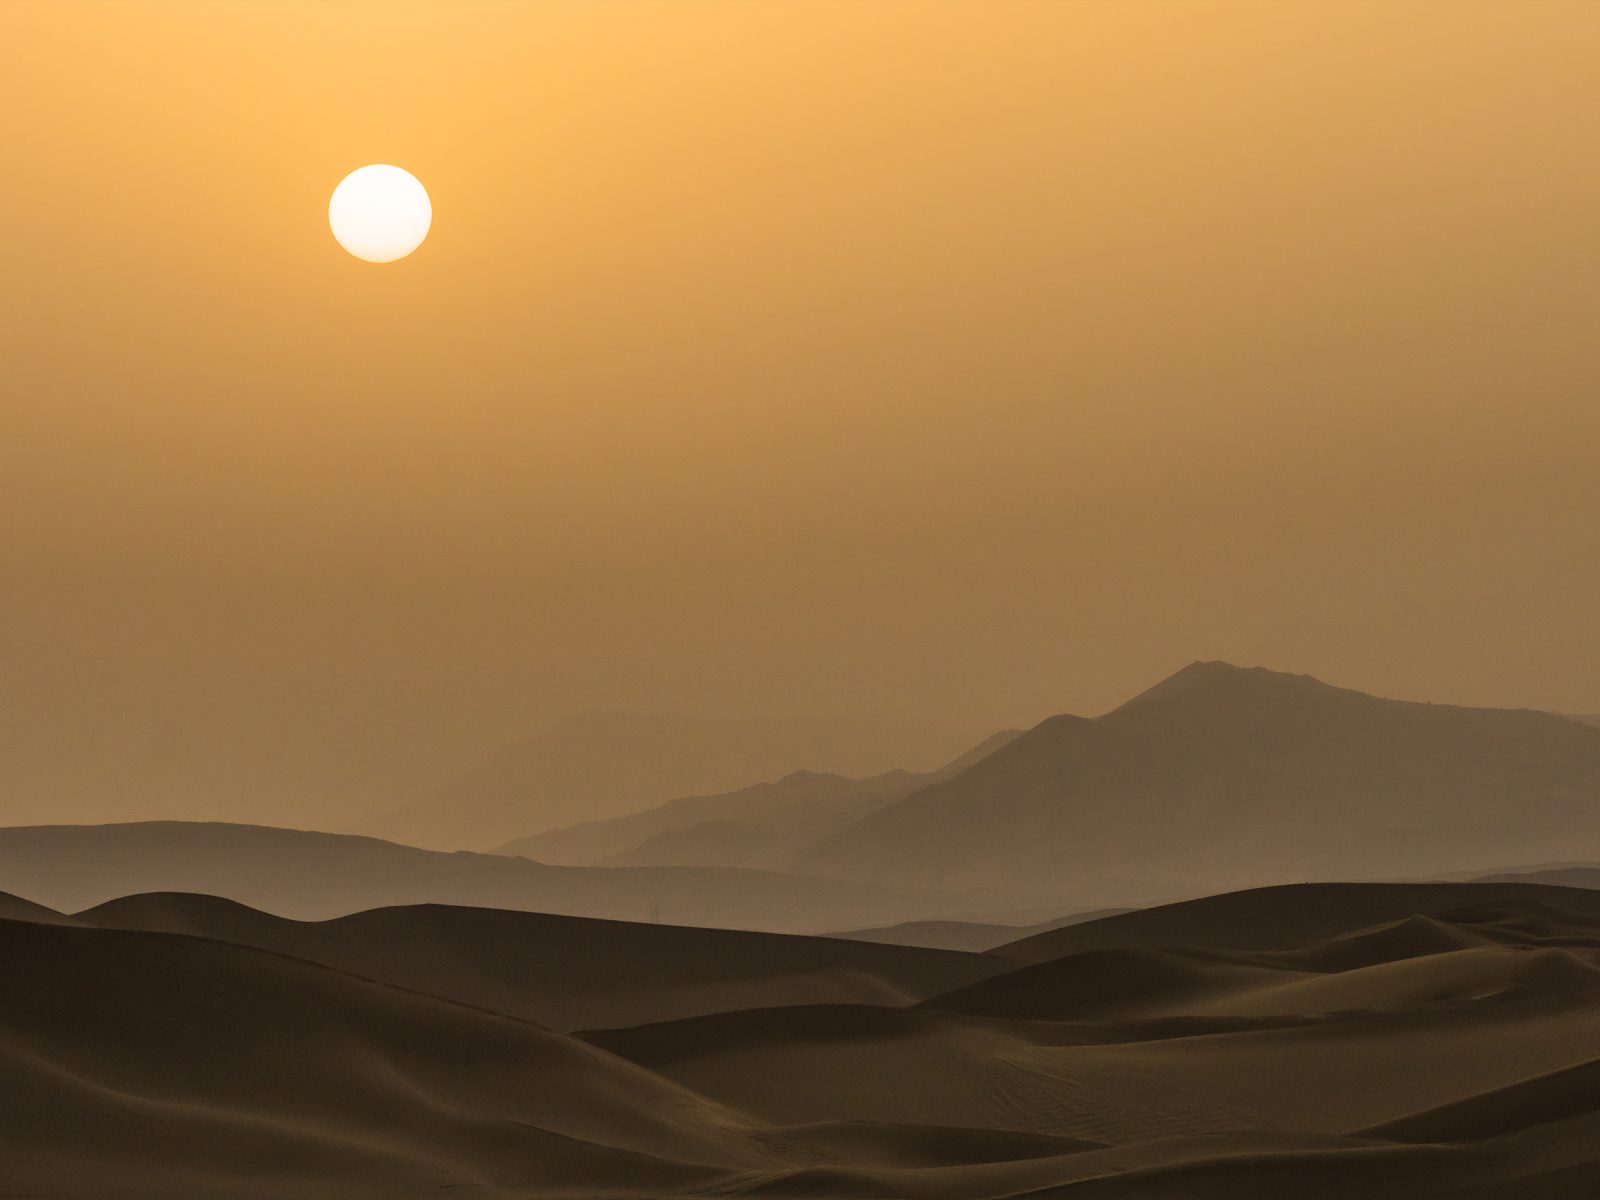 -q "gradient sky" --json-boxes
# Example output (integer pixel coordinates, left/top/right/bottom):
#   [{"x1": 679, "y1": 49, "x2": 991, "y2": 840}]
[{"x1": 4, "y1": 0, "x2": 1600, "y2": 829}]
